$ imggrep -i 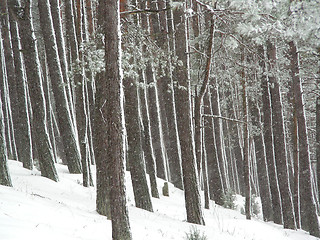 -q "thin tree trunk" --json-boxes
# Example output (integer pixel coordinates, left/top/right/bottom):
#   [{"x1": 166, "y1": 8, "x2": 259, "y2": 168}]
[
  {"x1": 9, "y1": 0, "x2": 58, "y2": 182},
  {"x1": 289, "y1": 41, "x2": 319, "y2": 237},
  {"x1": 38, "y1": 0, "x2": 82, "y2": 174},
  {"x1": 267, "y1": 40, "x2": 296, "y2": 230},
  {"x1": 0, "y1": 39, "x2": 12, "y2": 187},
  {"x1": 164, "y1": 0, "x2": 184, "y2": 190},
  {"x1": 0, "y1": 0, "x2": 19, "y2": 162},
  {"x1": 124, "y1": 74, "x2": 153, "y2": 211},
  {"x1": 136, "y1": 2, "x2": 160, "y2": 198},
  {"x1": 49, "y1": 0, "x2": 76, "y2": 129},
  {"x1": 250, "y1": 100, "x2": 273, "y2": 221},
  {"x1": 203, "y1": 90, "x2": 224, "y2": 205},
  {"x1": 211, "y1": 83, "x2": 227, "y2": 192},
  {"x1": 7, "y1": 9, "x2": 33, "y2": 169},
  {"x1": 145, "y1": 0, "x2": 168, "y2": 181},
  {"x1": 173, "y1": 2, "x2": 204, "y2": 225},
  {"x1": 194, "y1": 16, "x2": 214, "y2": 179},
  {"x1": 258, "y1": 45, "x2": 283, "y2": 225},
  {"x1": 241, "y1": 57, "x2": 251, "y2": 220},
  {"x1": 317, "y1": 47, "x2": 320, "y2": 222}
]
